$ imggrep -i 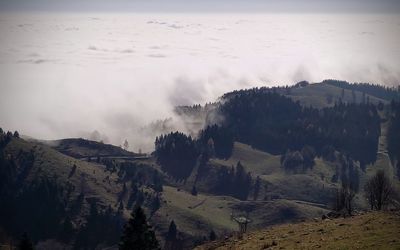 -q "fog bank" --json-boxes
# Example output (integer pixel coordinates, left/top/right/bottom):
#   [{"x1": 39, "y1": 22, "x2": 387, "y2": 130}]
[{"x1": 0, "y1": 13, "x2": 399, "y2": 152}]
